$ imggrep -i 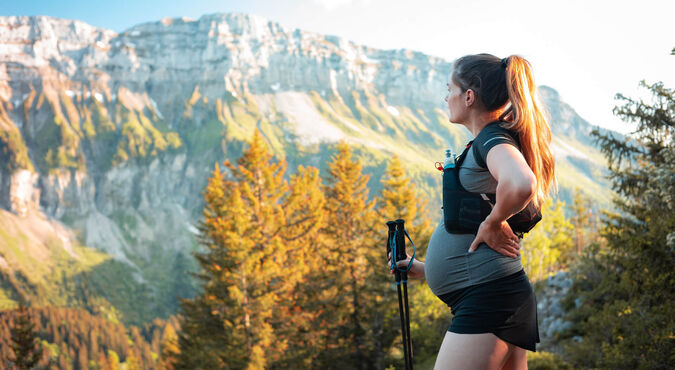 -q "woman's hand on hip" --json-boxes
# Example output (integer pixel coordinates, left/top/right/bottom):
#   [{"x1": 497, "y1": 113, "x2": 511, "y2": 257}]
[{"x1": 468, "y1": 216, "x2": 521, "y2": 258}]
